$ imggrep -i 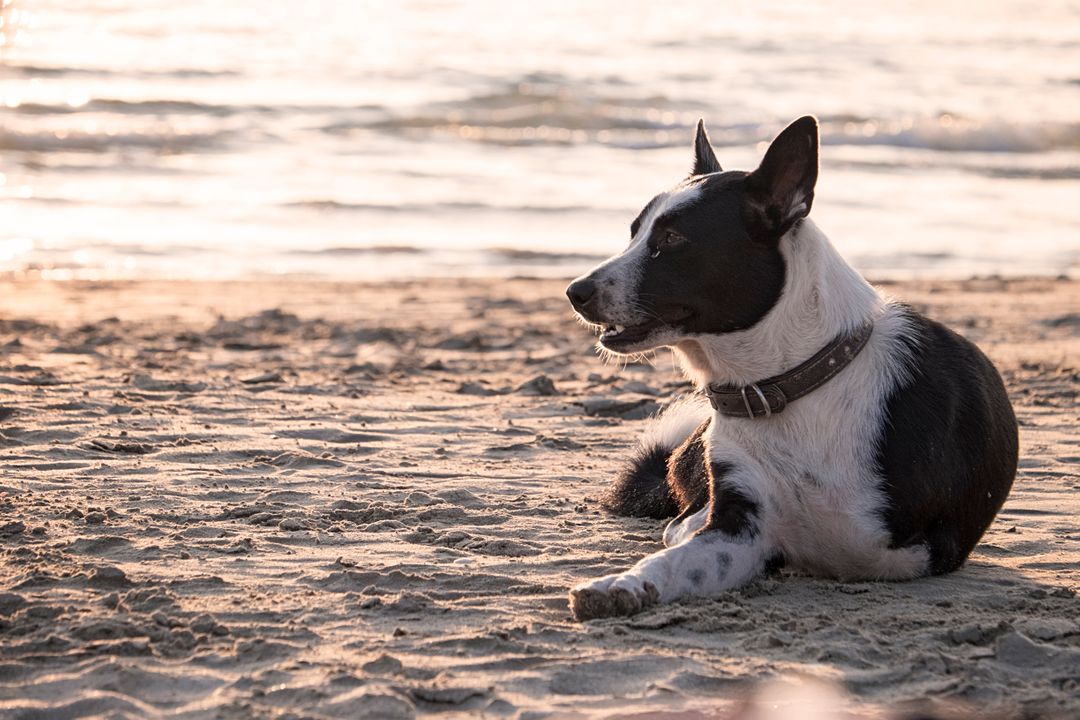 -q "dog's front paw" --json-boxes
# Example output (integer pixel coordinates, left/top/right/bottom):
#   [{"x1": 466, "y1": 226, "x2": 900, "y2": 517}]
[{"x1": 569, "y1": 574, "x2": 660, "y2": 621}]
